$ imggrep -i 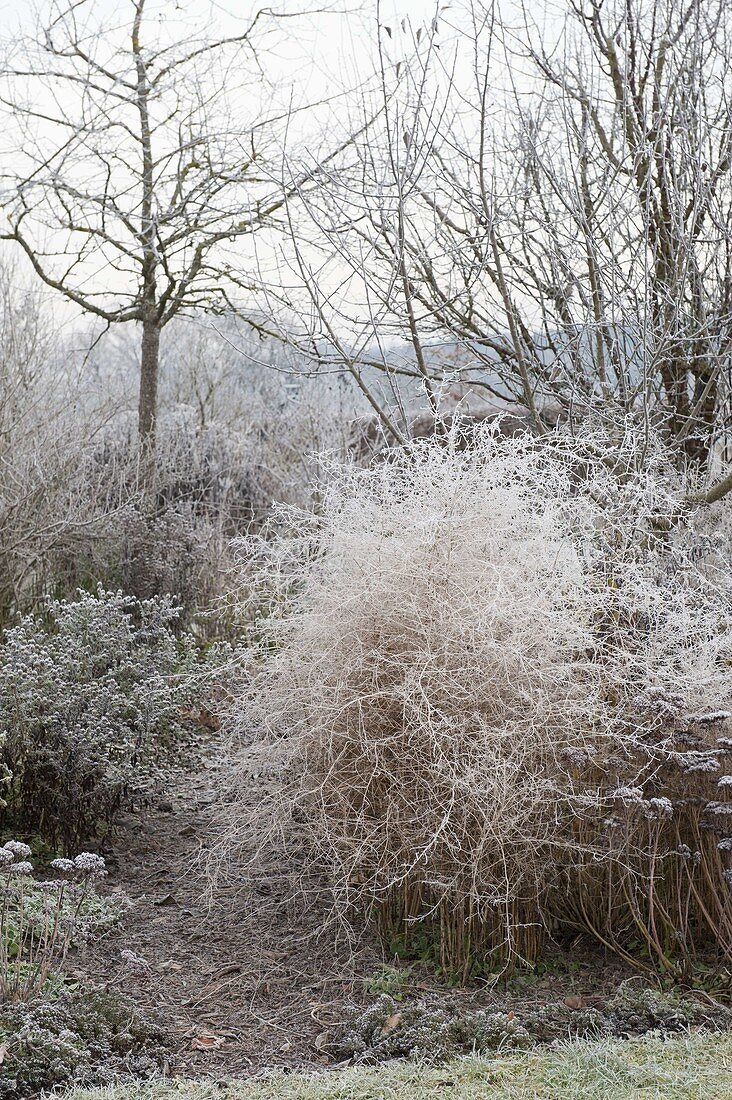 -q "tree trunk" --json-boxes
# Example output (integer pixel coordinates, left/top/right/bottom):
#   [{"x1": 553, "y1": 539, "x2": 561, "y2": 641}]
[
  {"x1": 138, "y1": 316, "x2": 160, "y2": 451},
  {"x1": 131, "y1": 316, "x2": 161, "y2": 600}
]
